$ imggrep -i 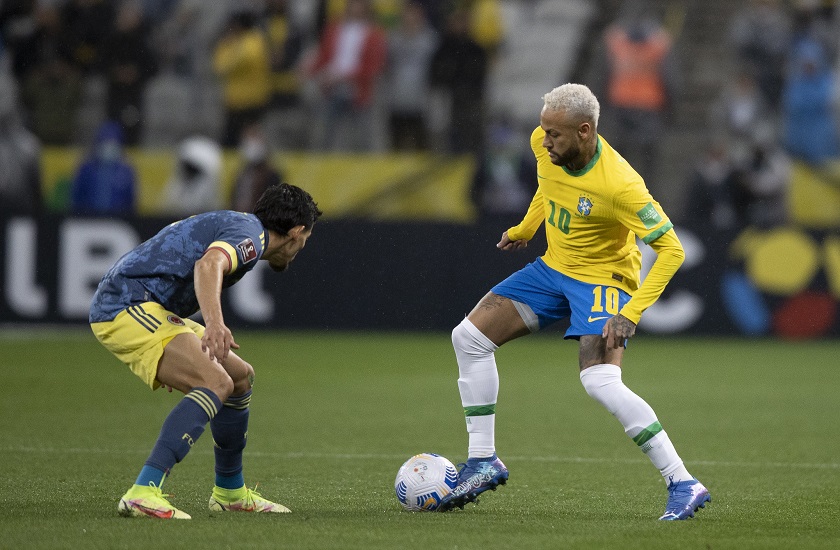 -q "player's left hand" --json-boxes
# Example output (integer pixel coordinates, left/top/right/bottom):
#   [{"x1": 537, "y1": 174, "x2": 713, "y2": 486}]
[
  {"x1": 202, "y1": 321, "x2": 240, "y2": 362},
  {"x1": 602, "y1": 314, "x2": 636, "y2": 349}
]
